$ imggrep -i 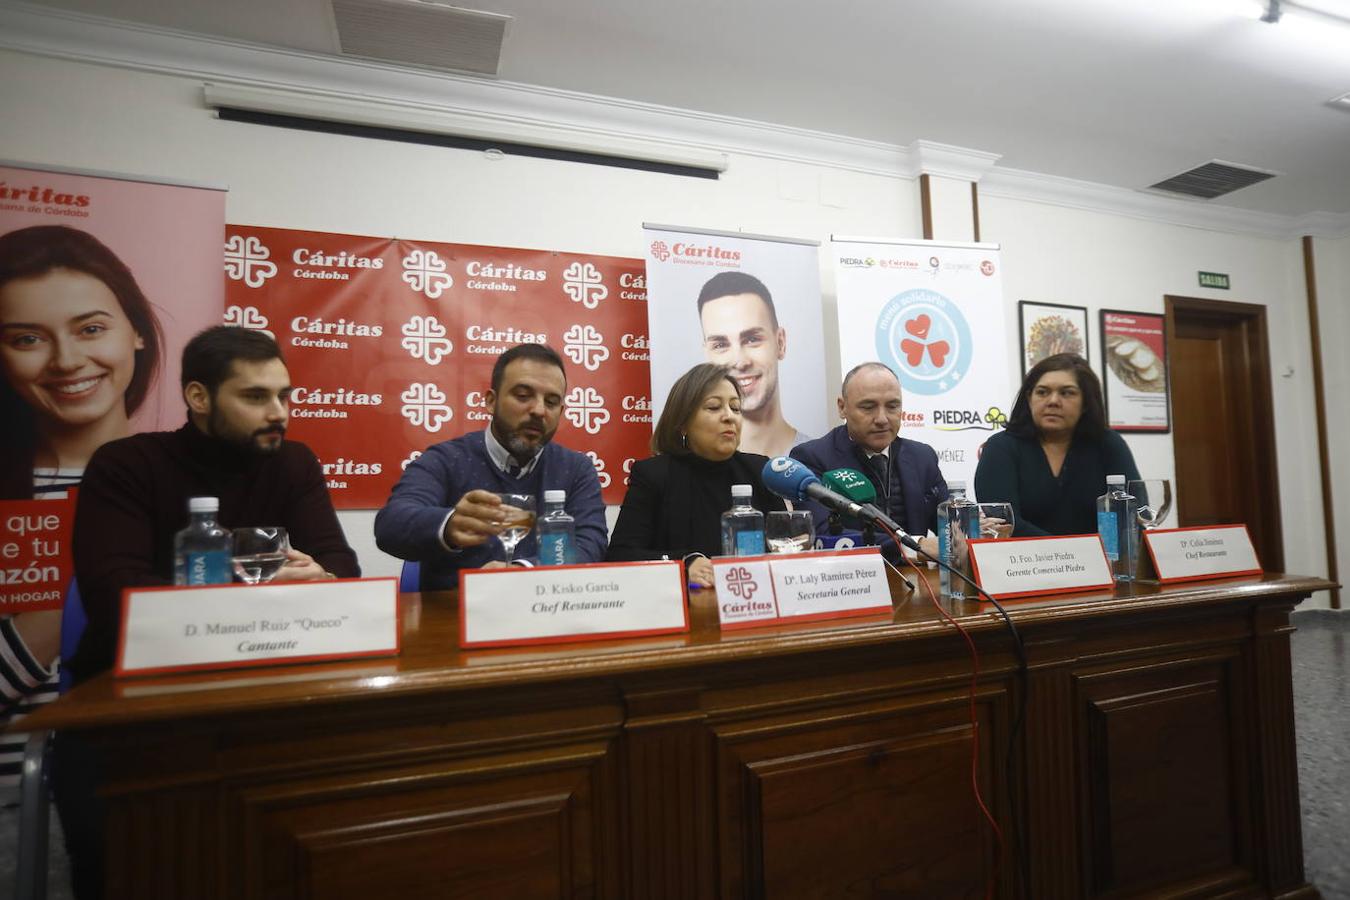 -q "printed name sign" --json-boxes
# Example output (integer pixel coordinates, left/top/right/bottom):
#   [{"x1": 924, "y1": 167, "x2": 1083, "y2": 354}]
[
  {"x1": 1143, "y1": 525, "x2": 1261, "y2": 584},
  {"x1": 968, "y1": 535, "x2": 1115, "y2": 600},
  {"x1": 459, "y1": 561, "x2": 688, "y2": 648},
  {"x1": 713, "y1": 548, "x2": 892, "y2": 629},
  {"x1": 116, "y1": 578, "x2": 399, "y2": 677}
]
